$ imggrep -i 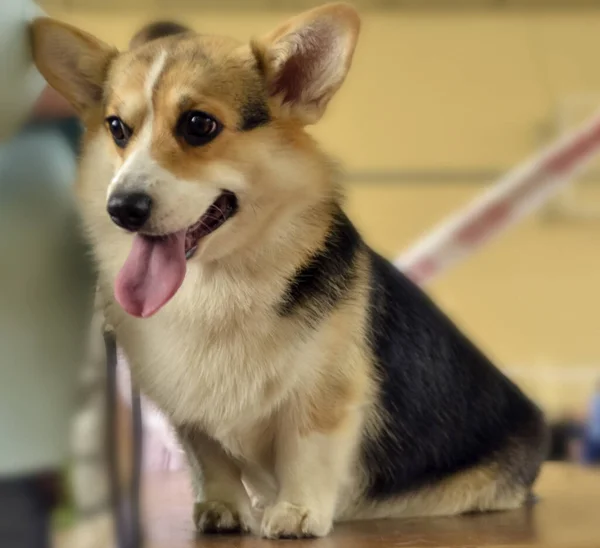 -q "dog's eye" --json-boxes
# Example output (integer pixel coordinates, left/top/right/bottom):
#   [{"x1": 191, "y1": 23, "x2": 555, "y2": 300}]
[
  {"x1": 176, "y1": 111, "x2": 222, "y2": 147},
  {"x1": 105, "y1": 116, "x2": 132, "y2": 148}
]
